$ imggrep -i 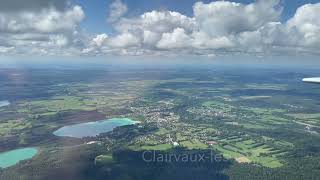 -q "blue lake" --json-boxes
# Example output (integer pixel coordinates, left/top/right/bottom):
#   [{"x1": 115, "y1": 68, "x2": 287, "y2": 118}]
[
  {"x1": 0, "y1": 148, "x2": 38, "y2": 168},
  {"x1": 0, "y1": 100, "x2": 10, "y2": 107},
  {"x1": 53, "y1": 118, "x2": 137, "y2": 138}
]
